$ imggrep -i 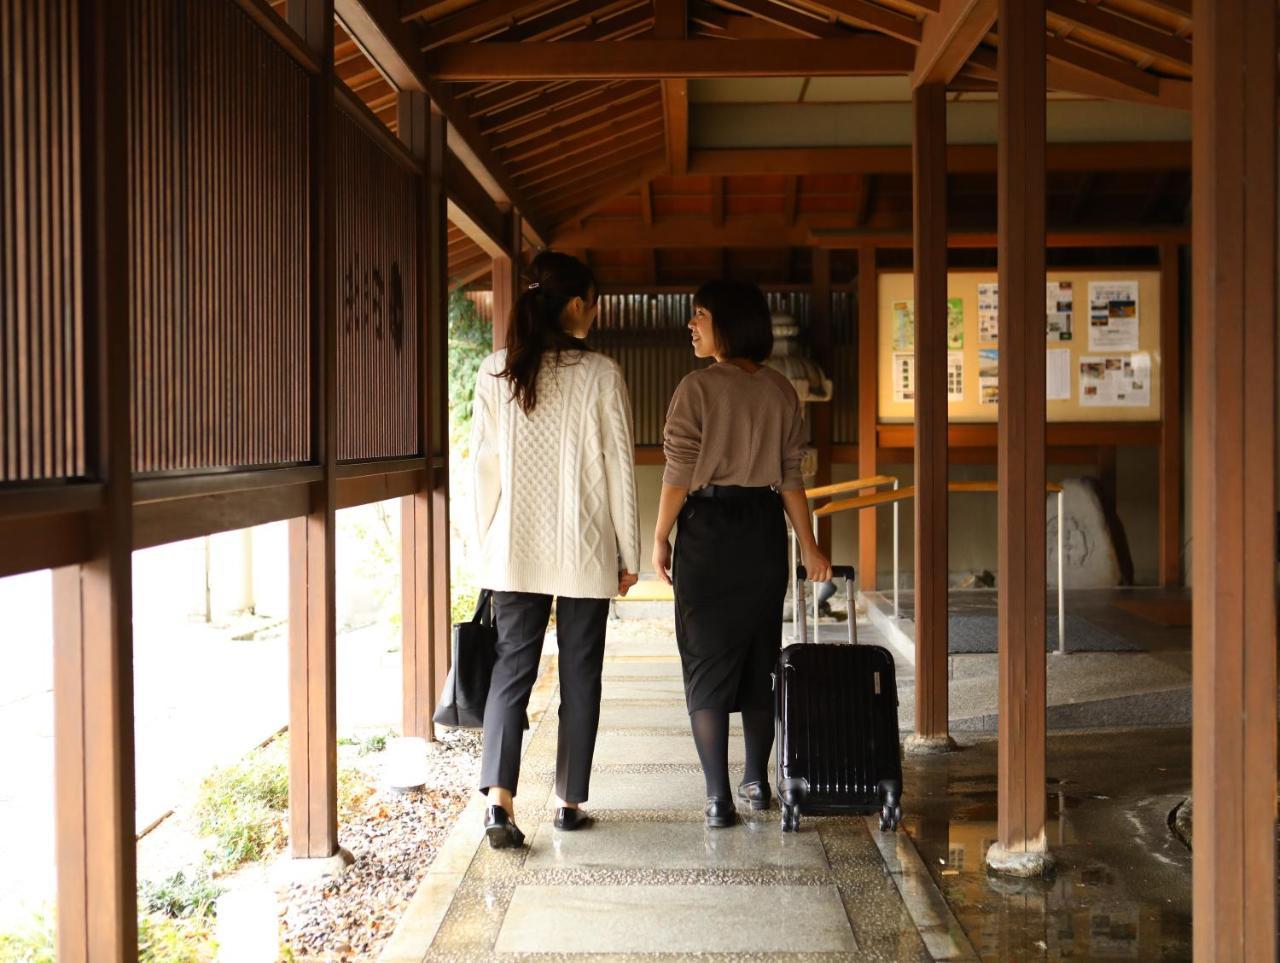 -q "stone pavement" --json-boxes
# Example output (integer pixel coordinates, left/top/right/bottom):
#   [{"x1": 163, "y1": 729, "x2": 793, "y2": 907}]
[{"x1": 383, "y1": 617, "x2": 978, "y2": 962}]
